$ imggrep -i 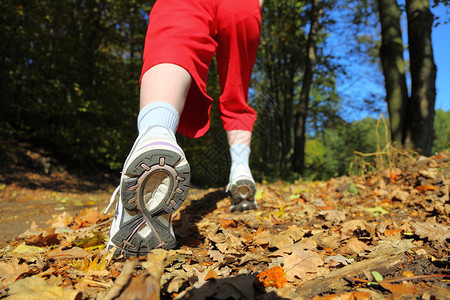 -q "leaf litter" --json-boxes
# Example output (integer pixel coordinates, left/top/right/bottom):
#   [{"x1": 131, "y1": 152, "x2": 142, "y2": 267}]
[{"x1": 0, "y1": 151, "x2": 449, "y2": 299}]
